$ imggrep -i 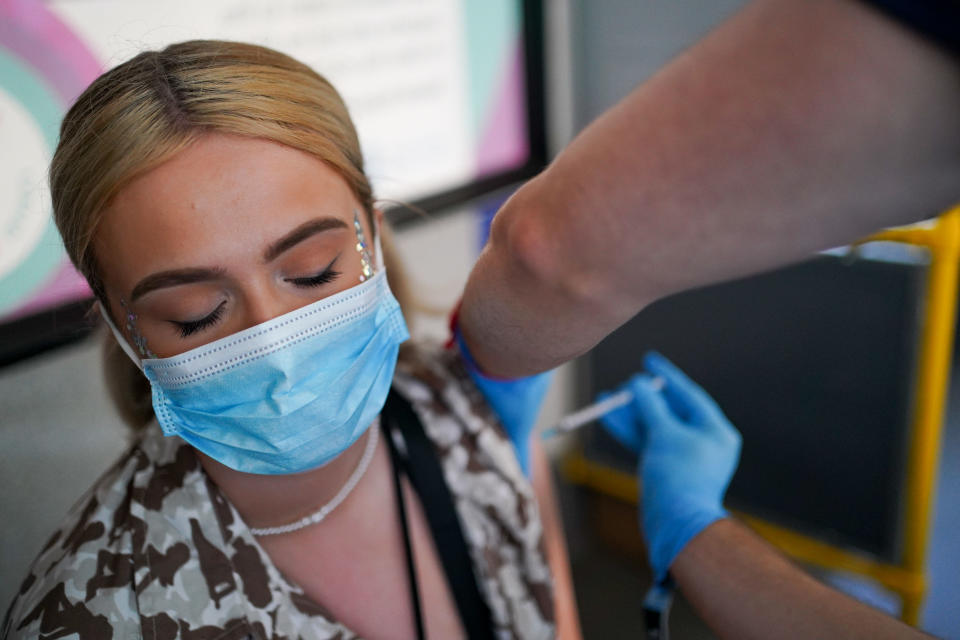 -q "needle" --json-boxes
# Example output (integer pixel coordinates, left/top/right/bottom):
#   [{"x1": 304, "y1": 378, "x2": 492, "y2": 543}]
[{"x1": 540, "y1": 376, "x2": 665, "y2": 439}]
